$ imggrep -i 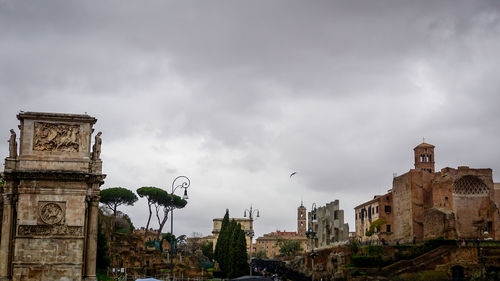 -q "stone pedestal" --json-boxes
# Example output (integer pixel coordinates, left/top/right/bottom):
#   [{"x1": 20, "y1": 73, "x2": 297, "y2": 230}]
[{"x1": 0, "y1": 112, "x2": 106, "y2": 281}]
